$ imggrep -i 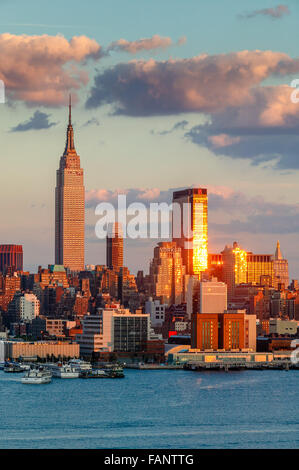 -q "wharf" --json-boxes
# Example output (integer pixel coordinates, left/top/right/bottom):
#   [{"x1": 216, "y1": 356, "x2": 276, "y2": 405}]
[
  {"x1": 184, "y1": 361, "x2": 298, "y2": 371},
  {"x1": 124, "y1": 364, "x2": 184, "y2": 370}
]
